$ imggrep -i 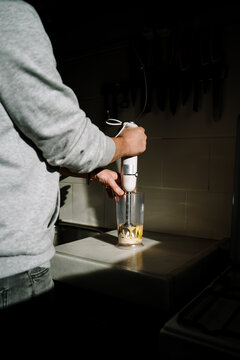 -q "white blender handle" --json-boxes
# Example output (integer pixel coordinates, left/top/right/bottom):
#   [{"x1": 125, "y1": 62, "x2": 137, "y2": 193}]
[{"x1": 121, "y1": 122, "x2": 138, "y2": 193}]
